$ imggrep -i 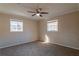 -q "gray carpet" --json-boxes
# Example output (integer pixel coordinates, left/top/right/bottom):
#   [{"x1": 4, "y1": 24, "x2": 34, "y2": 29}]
[{"x1": 0, "y1": 41, "x2": 79, "y2": 56}]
